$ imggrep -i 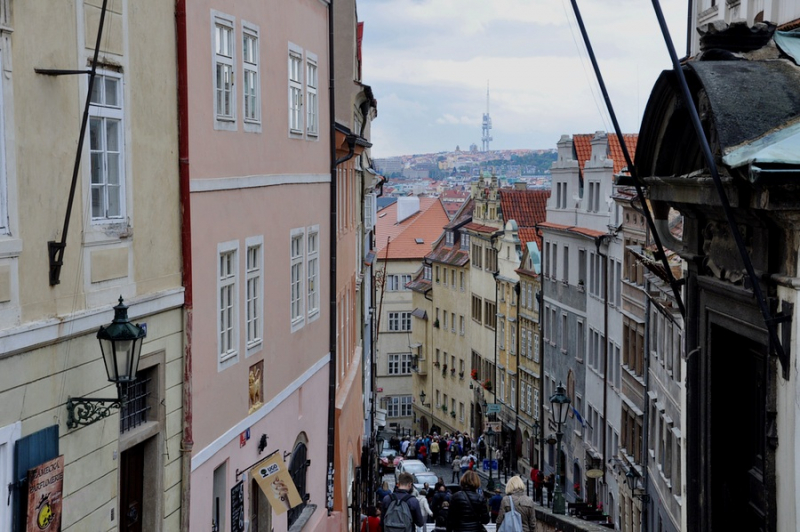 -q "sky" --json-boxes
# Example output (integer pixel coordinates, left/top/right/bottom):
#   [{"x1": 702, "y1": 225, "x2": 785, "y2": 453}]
[{"x1": 359, "y1": 0, "x2": 690, "y2": 158}]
